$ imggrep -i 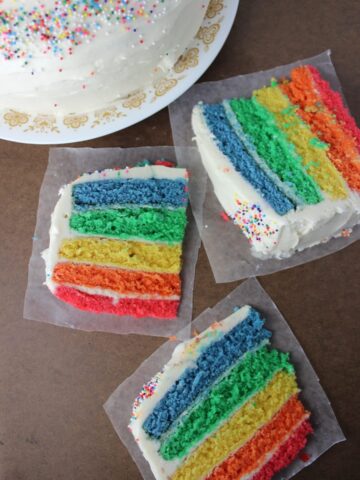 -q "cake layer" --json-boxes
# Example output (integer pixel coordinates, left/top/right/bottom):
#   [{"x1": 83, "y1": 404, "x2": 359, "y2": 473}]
[
  {"x1": 142, "y1": 309, "x2": 272, "y2": 439},
  {"x1": 206, "y1": 395, "x2": 308, "y2": 480},
  {"x1": 251, "y1": 419, "x2": 313, "y2": 480},
  {"x1": 52, "y1": 263, "x2": 181, "y2": 297},
  {"x1": 55, "y1": 285, "x2": 179, "y2": 319},
  {"x1": 228, "y1": 98, "x2": 322, "y2": 204},
  {"x1": 69, "y1": 207, "x2": 187, "y2": 243},
  {"x1": 308, "y1": 65, "x2": 360, "y2": 150},
  {"x1": 200, "y1": 104, "x2": 295, "y2": 215},
  {"x1": 58, "y1": 238, "x2": 181, "y2": 273},
  {"x1": 223, "y1": 101, "x2": 304, "y2": 206},
  {"x1": 171, "y1": 371, "x2": 298, "y2": 480},
  {"x1": 159, "y1": 346, "x2": 293, "y2": 460},
  {"x1": 72, "y1": 178, "x2": 188, "y2": 211},
  {"x1": 280, "y1": 66, "x2": 360, "y2": 190},
  {"x1": 251, "y1": 86, "x2": 347, "y2": 199}
]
